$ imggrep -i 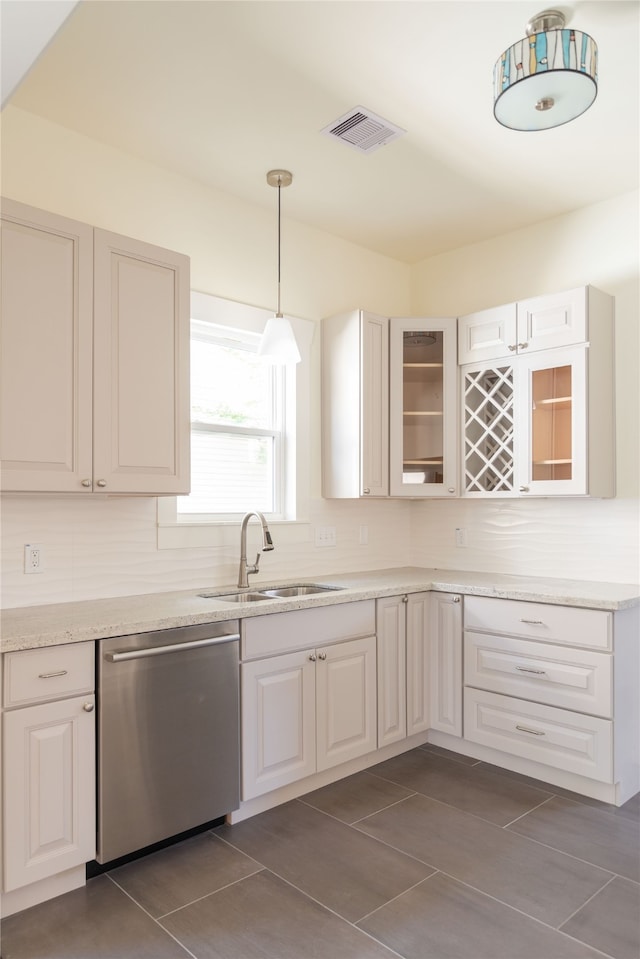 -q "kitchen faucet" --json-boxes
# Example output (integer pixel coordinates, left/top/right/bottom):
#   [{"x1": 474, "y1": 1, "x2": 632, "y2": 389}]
[{"x1": 237, "y1": 511, "x2": 274, "y2": 588}]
